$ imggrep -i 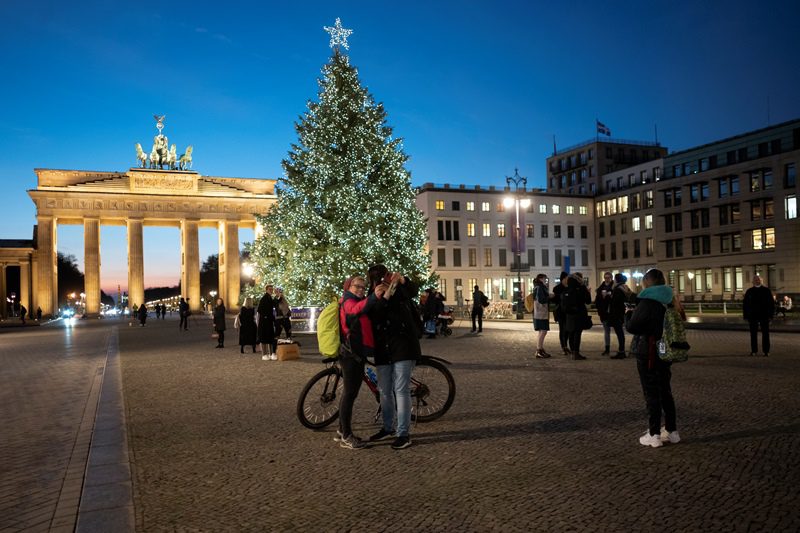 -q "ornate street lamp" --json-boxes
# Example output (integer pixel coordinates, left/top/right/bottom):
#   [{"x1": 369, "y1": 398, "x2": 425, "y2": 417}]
[{"x1": 504, "y1": 169, "x2": 531, "y2": 320}]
